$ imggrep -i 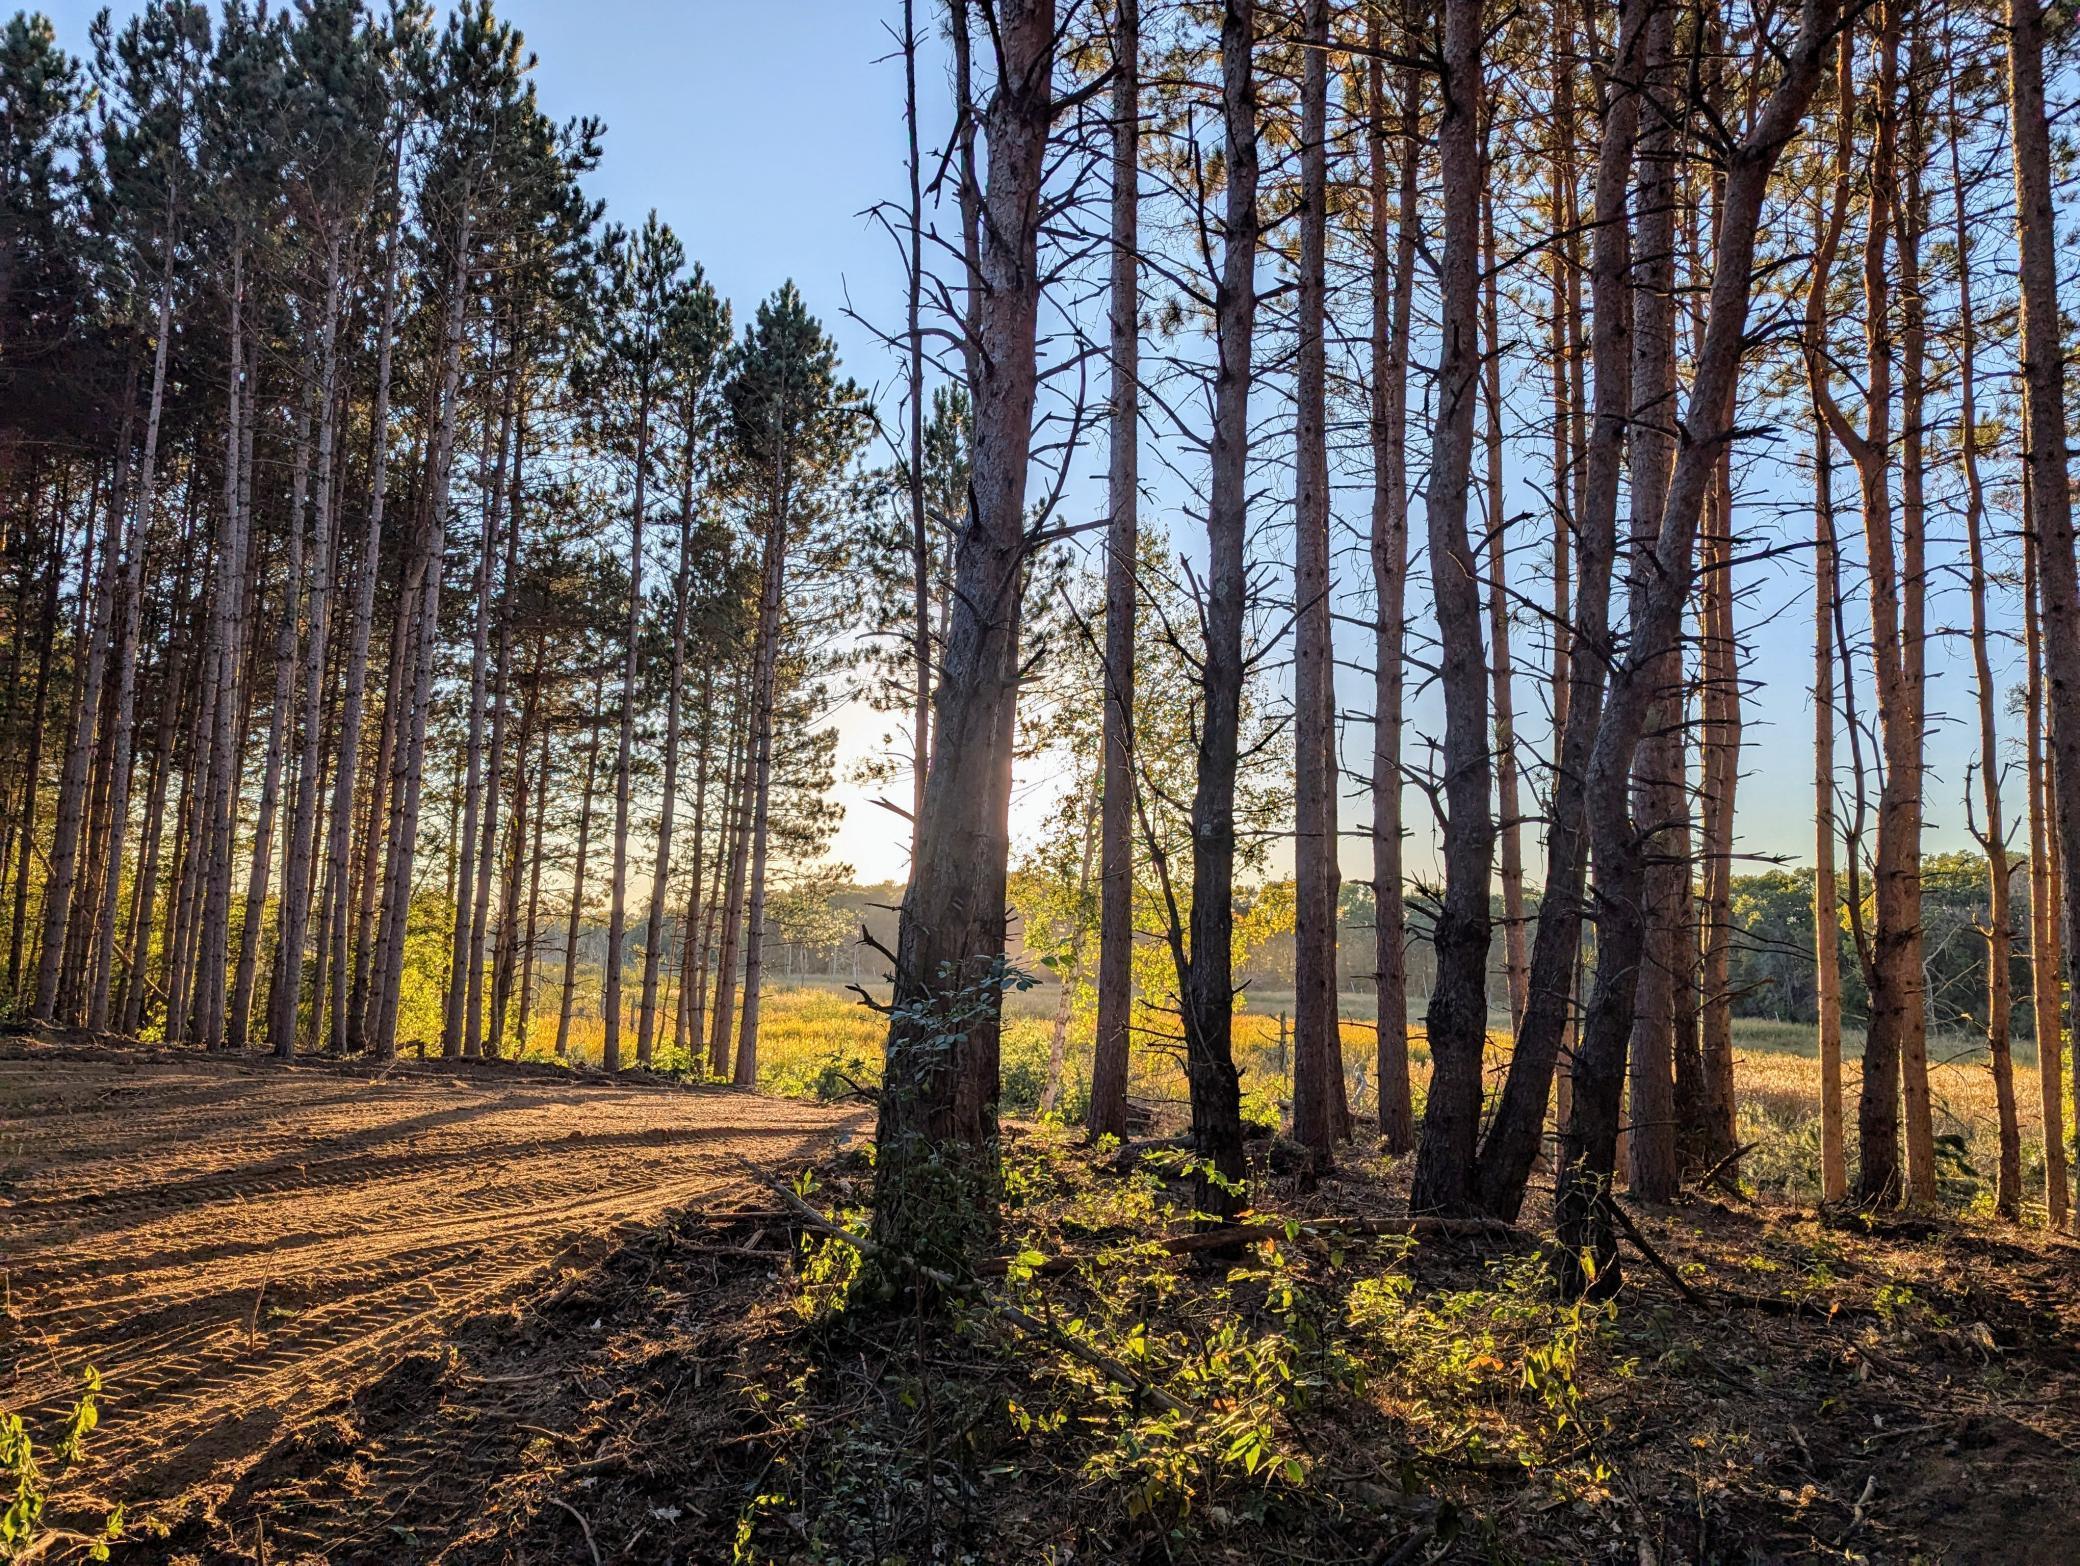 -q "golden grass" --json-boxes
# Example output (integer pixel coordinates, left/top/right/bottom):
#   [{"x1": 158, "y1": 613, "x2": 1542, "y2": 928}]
[{"x1": 521, "y1": 983, "x2": 2061, "y2": 1218}]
